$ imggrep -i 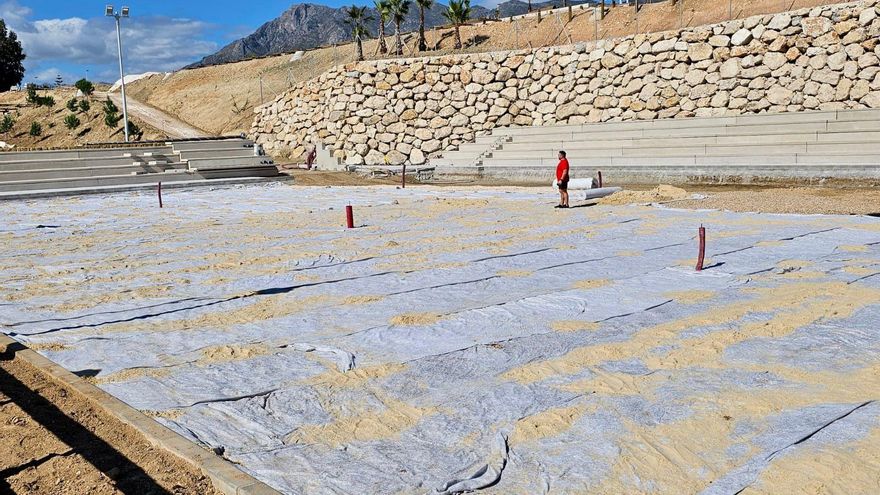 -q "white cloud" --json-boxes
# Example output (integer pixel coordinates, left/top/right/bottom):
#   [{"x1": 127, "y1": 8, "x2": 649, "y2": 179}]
[
  {"x1": 0, "y1": 0, "x2": 31, "y2": 27},
  {"x1": 3, "y1": 0, "x2": 219, "y2": 76}
]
